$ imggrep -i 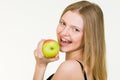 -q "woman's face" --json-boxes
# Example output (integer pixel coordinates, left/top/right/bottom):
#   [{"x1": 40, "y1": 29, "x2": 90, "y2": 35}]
[{"x1": 56, "y1": 11, "x2": 84, "y2": 53}]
